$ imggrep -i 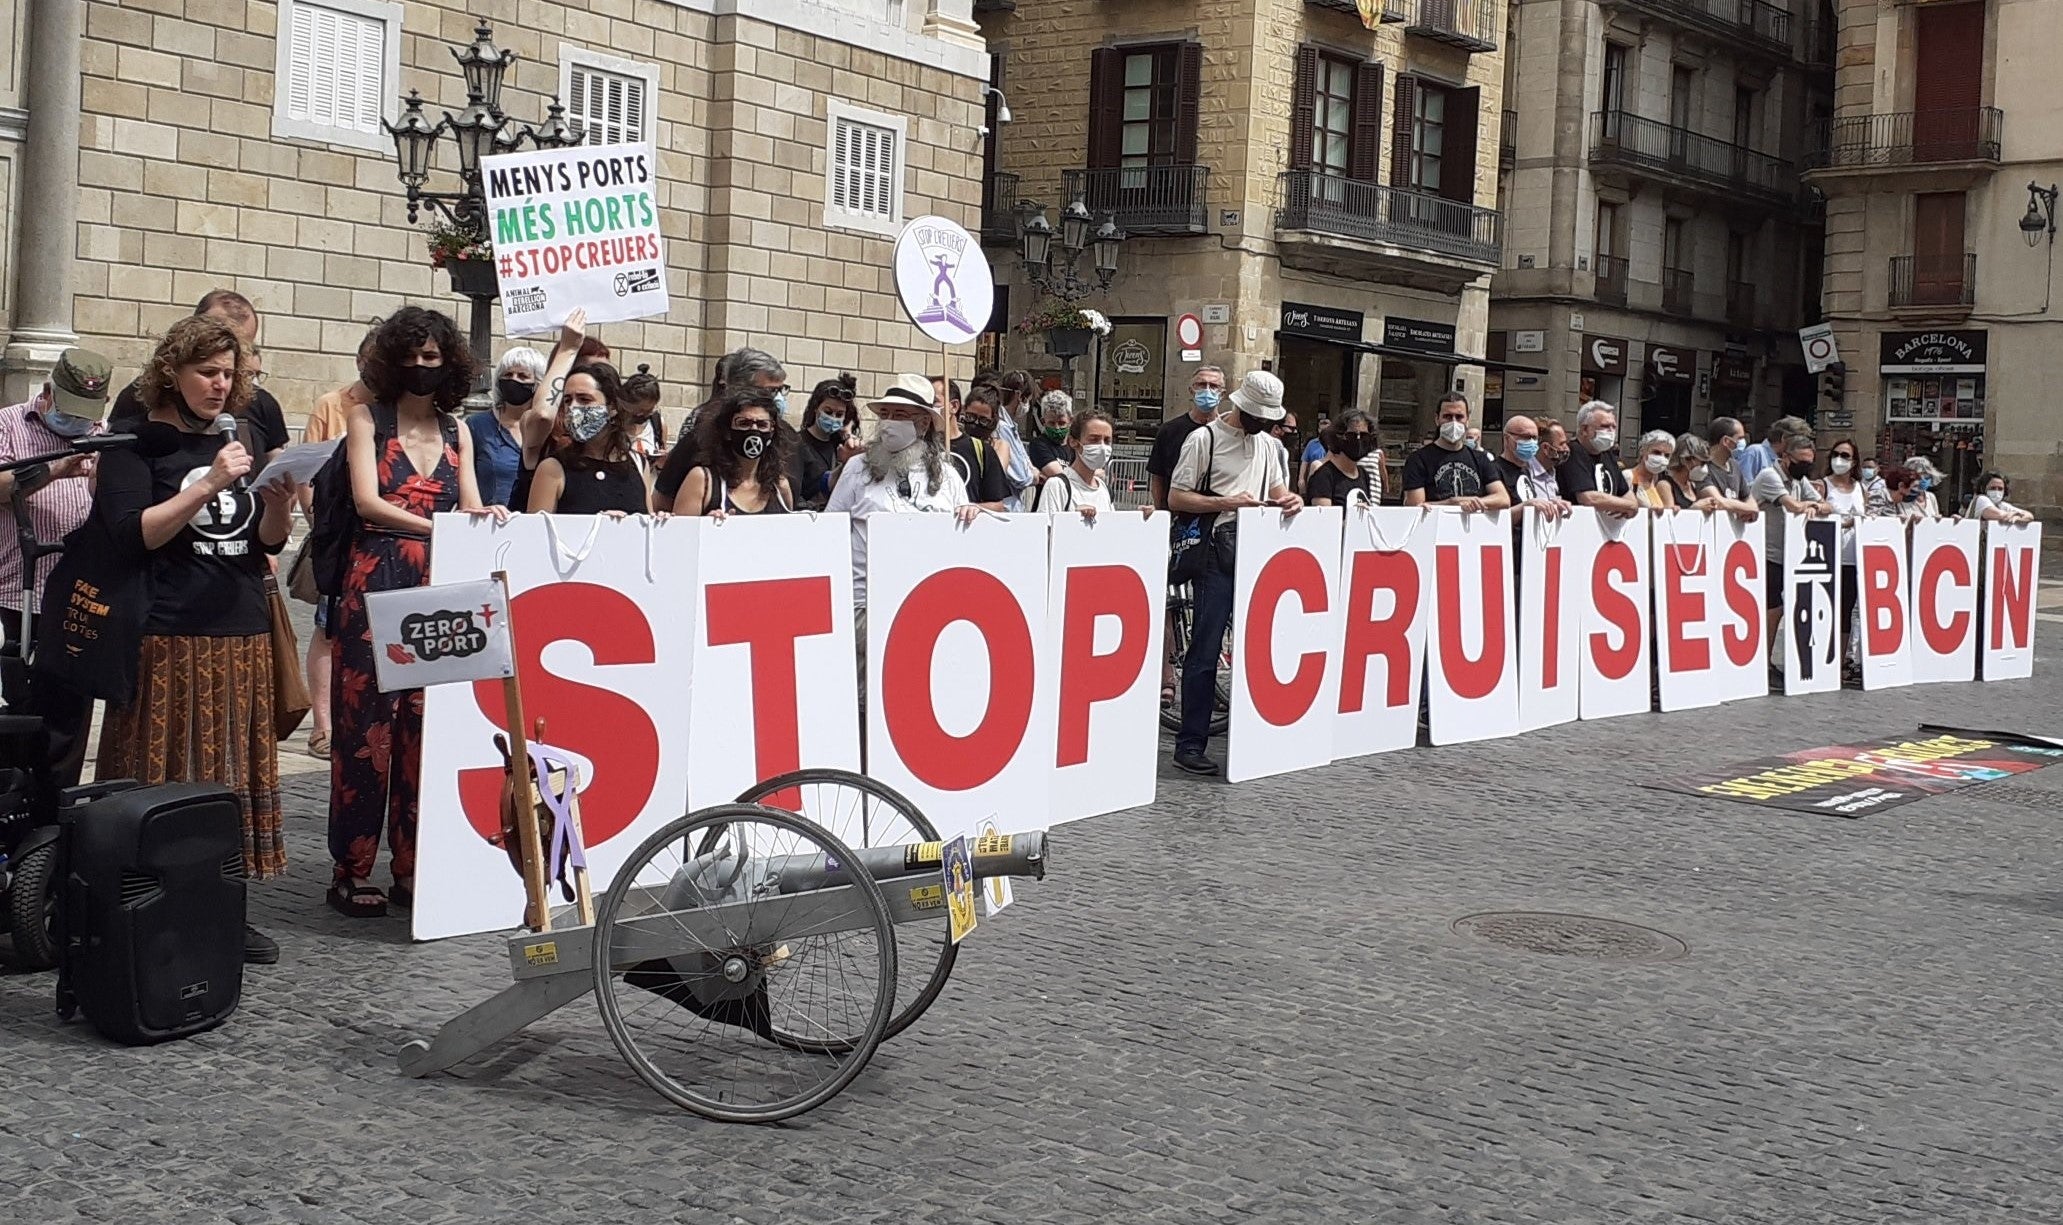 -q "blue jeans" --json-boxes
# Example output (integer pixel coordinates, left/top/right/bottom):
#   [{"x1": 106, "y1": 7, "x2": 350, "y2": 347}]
[{"x1": 1177, "y1": 563, "x2": 1234, "y2": 756}]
